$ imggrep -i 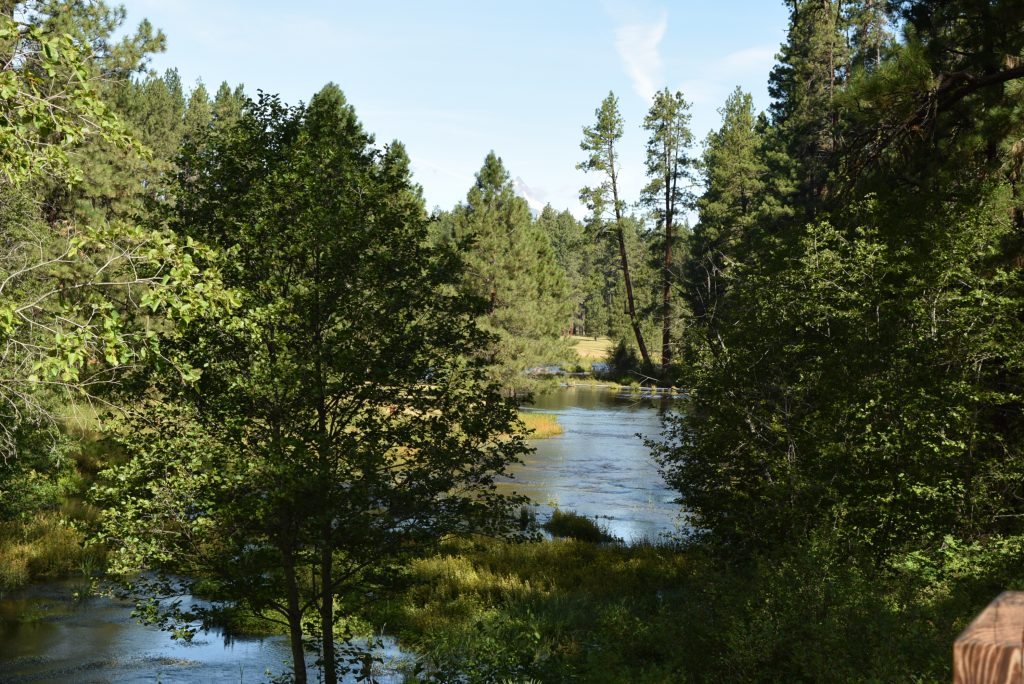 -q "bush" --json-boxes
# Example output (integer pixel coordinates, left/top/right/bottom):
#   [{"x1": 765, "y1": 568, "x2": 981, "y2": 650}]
[
  {"x1": 607, "y1": 341, "x2": 639, "y2": 379},
  {"x1": 542, "y1": 509, "x2": 618, "y2": 544}
]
